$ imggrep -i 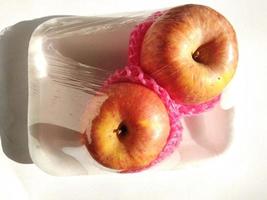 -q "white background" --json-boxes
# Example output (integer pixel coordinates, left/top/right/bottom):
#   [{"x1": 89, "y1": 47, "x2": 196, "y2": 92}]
[{"x1": 1, "y1": 0, "x2": 267, "y2": 199}]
